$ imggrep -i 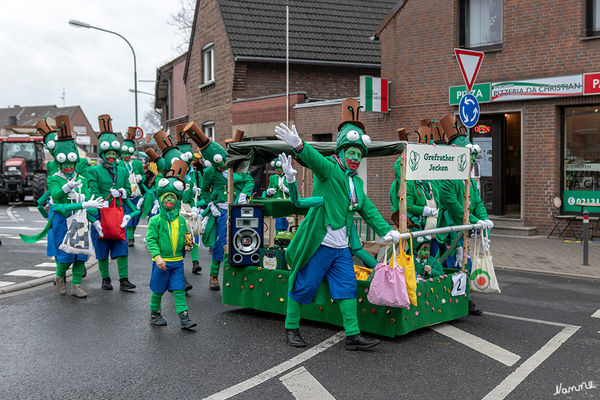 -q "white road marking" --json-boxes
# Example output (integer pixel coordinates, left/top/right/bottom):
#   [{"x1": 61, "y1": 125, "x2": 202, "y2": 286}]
[
  {"x1": 35, "y1": 262, "x2": 56, "y2": 268},
  {"x1": 33, "y1": 220, "x2": 48, "y2": 223},
  {"x1": 204, "y1": 332, "x2": 345, "y2": 400},
  {"x1": 28, "y1": 207, "x2": 38, "y2": 212},
  {"x1": 7, "y1": 205, "x2": 21, "y2": 221},
  {"x1": 481, "y1": 312, "x2": 581, "y2": 400},
  {"x1": 280, "y1": 366, "x2": 335, "y2": 400},
  {"x1": 430, "y1": 324, "x2": 521, "y2": 366},
  {"x1": 591, "y1": 309, "x2": 600, "y2": 319},
  {"x1": 0, "y1": 281, "x2": 16, "y2": 288},
  {"x1": 0, "y1": 226, "x2": 39, "y2": 230},
  {"x1": 0, "y1": 234, "x2": 21, "y2": 239},
  {"x1": 5, "y1": 269, "x2": 55, "y2": 278}
]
